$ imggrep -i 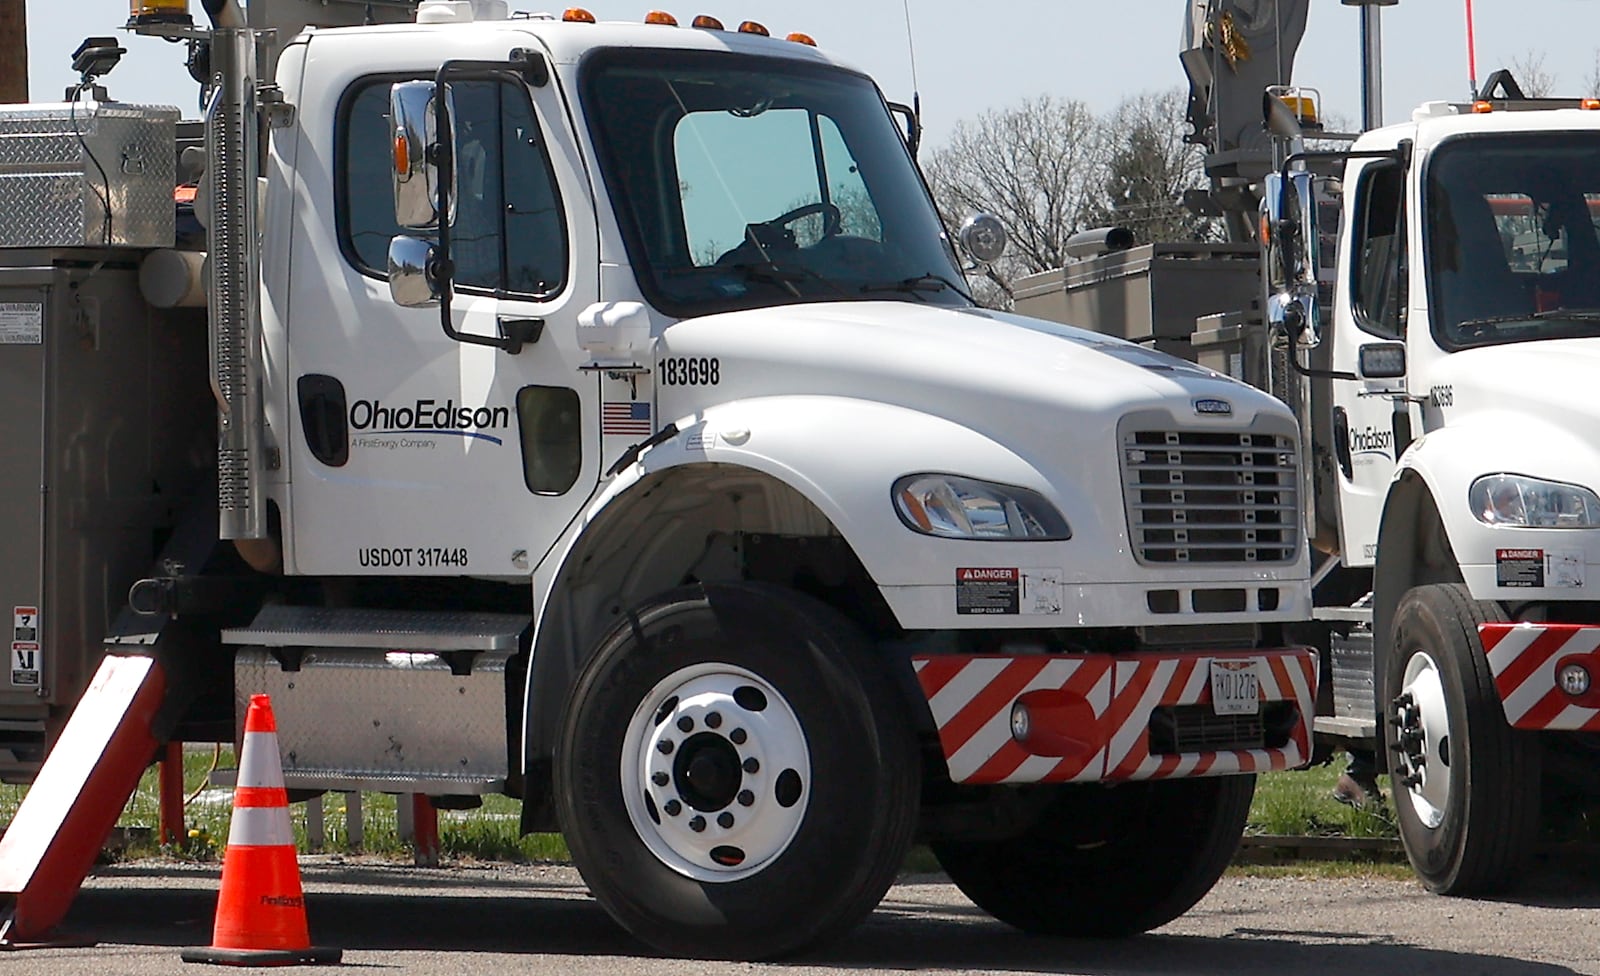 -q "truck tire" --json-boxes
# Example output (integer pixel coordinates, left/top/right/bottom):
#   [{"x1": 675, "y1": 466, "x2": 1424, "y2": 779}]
[
  {"x1": 1384, "y1": 583, "x2": 1540, "y2": 894},
  {"x1": 930, "y1": 775, "x2": 1253, "y2": 936},
  {"x1": 553, "y1": 583, "x2": 918, "y2": 959}
]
